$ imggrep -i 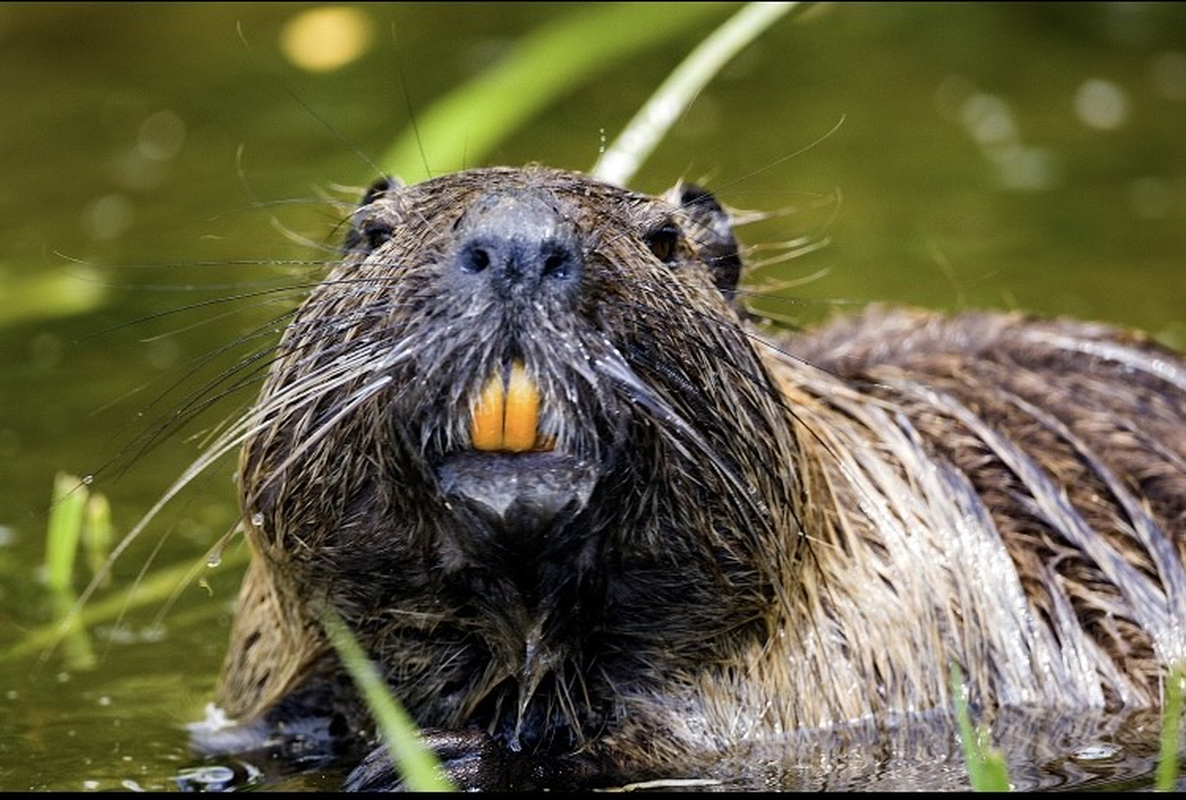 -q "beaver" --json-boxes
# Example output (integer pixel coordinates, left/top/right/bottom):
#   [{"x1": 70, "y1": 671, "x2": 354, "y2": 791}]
[{"x1": 188, "y1": 164, "x2": 1186, "y2": 790}]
